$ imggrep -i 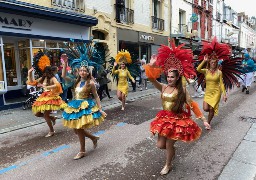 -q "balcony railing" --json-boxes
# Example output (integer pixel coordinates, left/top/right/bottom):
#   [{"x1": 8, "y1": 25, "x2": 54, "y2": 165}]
[
  {"x1": 51, "y1": 0, "x2": 85, "y2": 13},
  {"x1": 152, "y1": 16, "x2": 164, "y2": 31},
  {"x1": 115, "y1": 5, "x2": 134, "y2": 24}
]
